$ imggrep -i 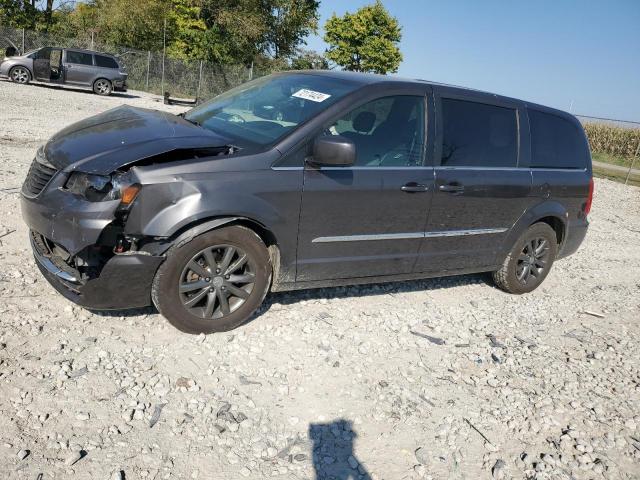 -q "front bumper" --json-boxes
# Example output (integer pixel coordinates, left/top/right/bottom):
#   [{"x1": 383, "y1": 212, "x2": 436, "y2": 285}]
[
  {"x1": 31, "y1": 231, "x2": 163, "y2": 309},
  {"x1": 20, "y1": 170, "x2": 123, "y2": 256}
]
